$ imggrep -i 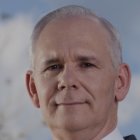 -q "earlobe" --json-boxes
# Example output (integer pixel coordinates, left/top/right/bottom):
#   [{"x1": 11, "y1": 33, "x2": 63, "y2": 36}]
[
  {"x1": 26, "y1": 70, "x2": 40, "y2": 108},
  {"x1": 115, "y1": 63, "x2": 131, "y2": 102}
]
